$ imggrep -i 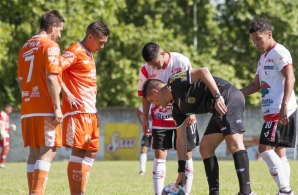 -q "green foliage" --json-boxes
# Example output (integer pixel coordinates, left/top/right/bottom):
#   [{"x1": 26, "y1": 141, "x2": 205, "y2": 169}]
[{"x1": 1, "y1": 0, "x2": 298, "y2": 107}]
